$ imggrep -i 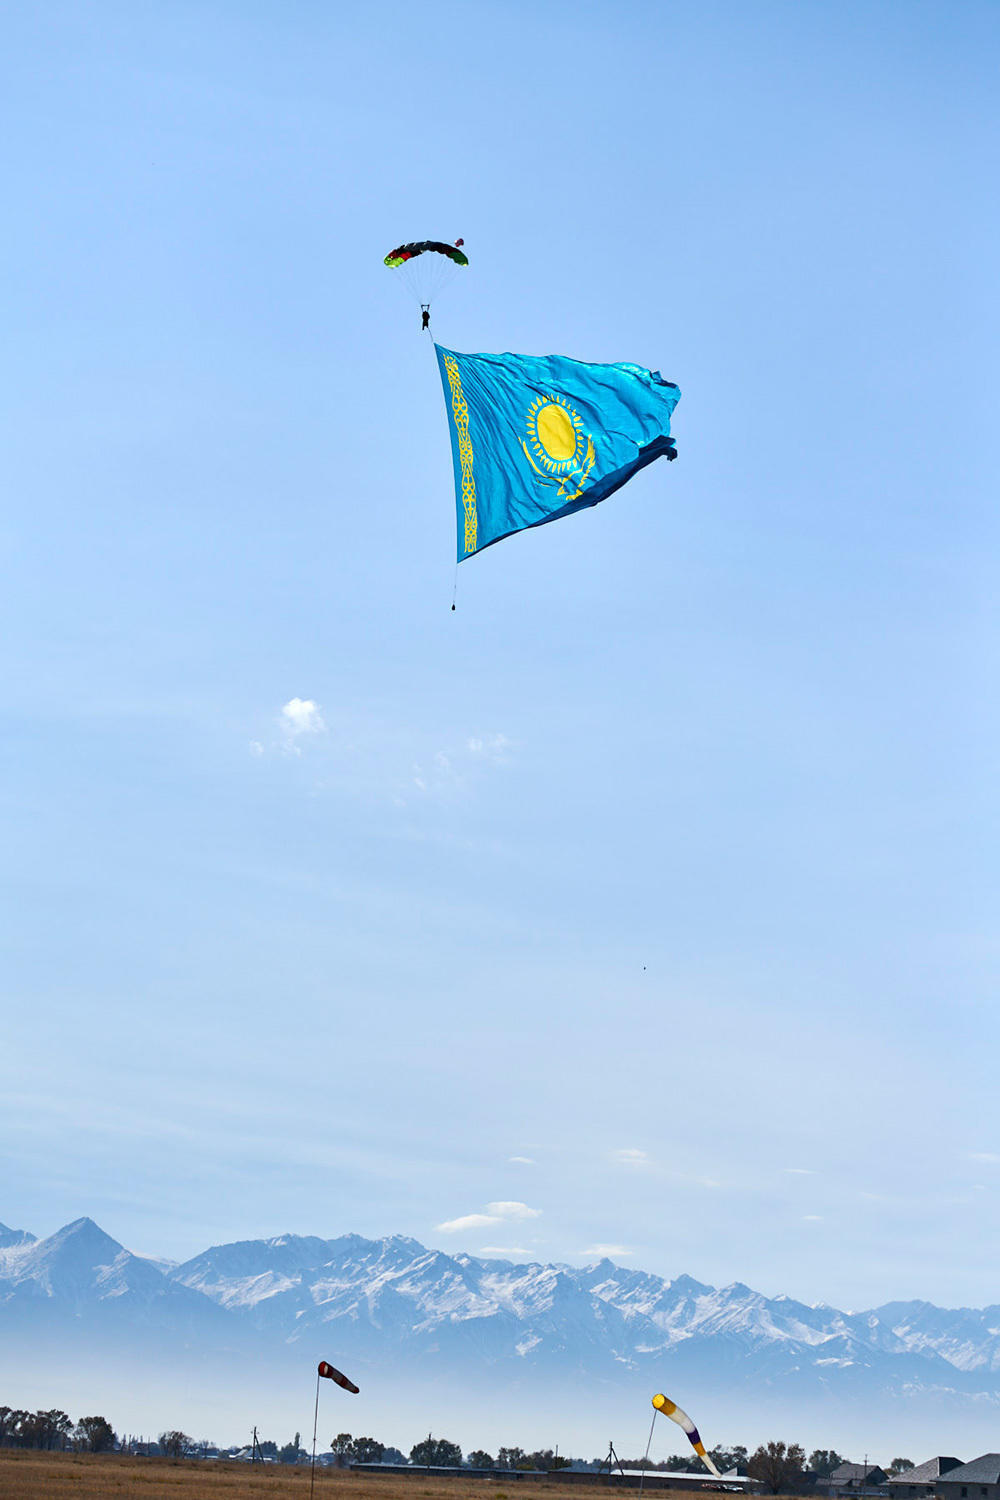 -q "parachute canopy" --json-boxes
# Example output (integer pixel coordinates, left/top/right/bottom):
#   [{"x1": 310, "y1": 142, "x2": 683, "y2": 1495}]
[
  {"x1": 383, "y1": 240, "x2": 468, "y2": 268},
  {"x1": 384, "y1": 239, "x2": 468, "y2": 309},
  {"x1": 651, "y1": 1394, "x2": 720, "y2": 1478}
]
